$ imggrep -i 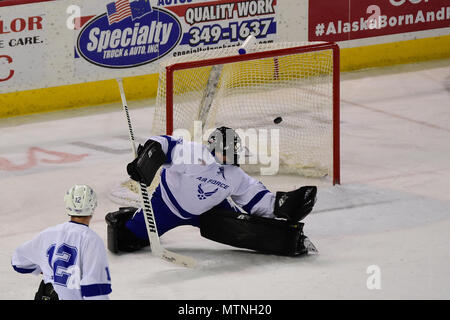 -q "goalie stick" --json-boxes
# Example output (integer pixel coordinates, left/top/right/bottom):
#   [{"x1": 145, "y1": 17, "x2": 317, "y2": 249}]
[
  {"x1": 116, "y1": 78, "x2": 196, "y2": 268},
  {"x1": 197, "y1": 35, "x2": 258, "y2": 129},
  {"x1": 198, "y1": 64, "x2": 222, "y2": 129}
]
